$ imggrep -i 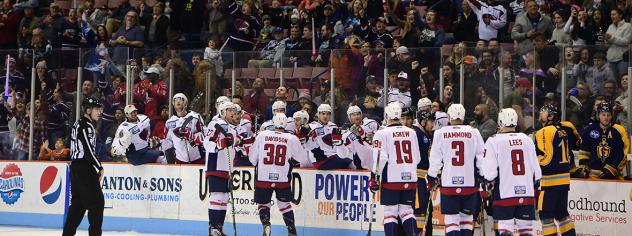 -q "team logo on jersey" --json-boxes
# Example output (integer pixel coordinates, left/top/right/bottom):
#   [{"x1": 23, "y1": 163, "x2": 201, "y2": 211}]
[
  {"x1": 130, "y1": 126, "x2": 140, "y2": 134},
  {"x1": 269, "y1": 173, "x2": 279, "y2": 181},
  {"x1": 452, "y1": 176, "x2": 464, "y2": 185},
  {"x1": 0, "y1": 164, "x2": 24, "y2": 205},
  {"x1": 401, "y1": 172, "x2": 412, "y2": 180},
  {"x1": 590, "y1": 130, "x2": 600, "y2": 139},
  {"x1": 167, "y1": 121, "x2": 177, "y2": 128},
  {"x1": 40, "y1": 166, "x2": 62, "y2": 204},
  {"x1": 514, "y1": 186, "x2": 526, "y2": 195}
]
